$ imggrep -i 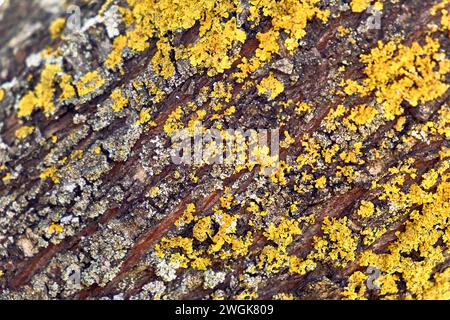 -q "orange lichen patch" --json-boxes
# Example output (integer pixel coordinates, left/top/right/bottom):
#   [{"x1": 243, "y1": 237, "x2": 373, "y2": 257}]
[
  {"x1": 361, "y1": 226, "x2": 386, "y2": 246},
  {"x1": 235, "y1": 289, "x2": 258, "y2": 300},
  {"x1": 76, "y1": 71, "x2": 106, "y2": 96},
  {"x1": 155, "y1": 206, "x2": 251, "y2": 271},
  {"x1": 136, "y1": 108, "x2": 157, "y2": 126},
  {"x1": 149, "y1": 186, "x2": 160, "y2": 198},
  {"x1": 422, "y1": 268, "x2": 450, "y2": 300},
  {"x1": 232, "y1": 27, "x2": 279, "y2": 82},
  {"x1": 209, "y1": 211, "x2": 238, "y2": 252},
  {"x1": 421, "y1": 169, "x2": 439, "y2": 190},
  {"x1": 2, "y1": 172, "x2": 12, "y2": 183},
  {"x1": 295, "y1": 102, "x2": 313, "y2": 115},
  {"x1": 110, "y1": 88, "x2": 129, "y2": 112},
  {"x1": 255, "y1": 29, "x2": 280, "y2": 62},
  {"x1": 49, "y1": 18, "x2": 66, "y2": 40},
  {"x1": 0, "y1": 88, "x2": 4, "y2": 102},
  {"x1": 289, "y1": 256, "x2": 316, "y2": 275},
  {"x1": 257, "y1": 73, "x2": 285, "y2": 100},
  {"x1": 115, "y1": 0, "x2": 248, "y2": 76},
  {"x1": 324, "y1": 104, "x2": 346, "y2": 131},
  {"x1": 322, "y1": 144, "x2": 340, "y2": 164},
  {"x1": 219, "y1": 189, "x2": 234, "y2": 210},
  {"x1": 15, "y1": 126, "x2": 35, "y2": 140},
  {"x1": 18, "y1": 64, "x2": 61, "y2": 118},
  {"x1": 155, "y1": 236, "x2": 194, "y2": 258},
  {"x1": 337, "y1": 26, "x2": 350, "y2": 37},
  {"x1": 344, "y1": 37, "x2": 450, "y2": 121},
  {"x1": 190, "y1": 256, "x2": 212, "y2": 270},
  {"x1": 258, "y1": 245, "x2": 289, "y2": 272},
  {"x1": 314, "y1": 175, "x2": 327, "y2": 189},
  {"x1": 111, "y1": 0, "x2": 329, "y2": 83},
  {"x1": 265, "y1": 218, "x2": 301, "y2": 247}
]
